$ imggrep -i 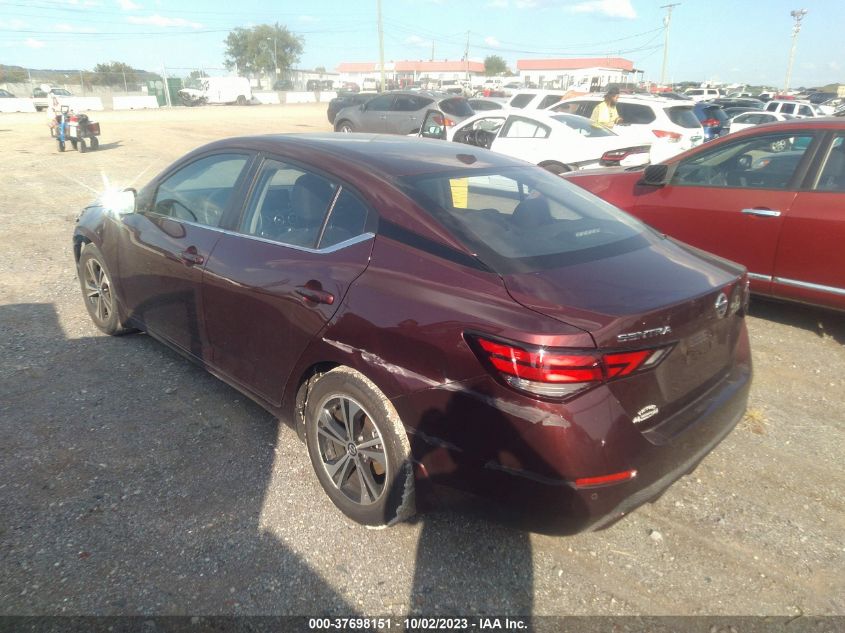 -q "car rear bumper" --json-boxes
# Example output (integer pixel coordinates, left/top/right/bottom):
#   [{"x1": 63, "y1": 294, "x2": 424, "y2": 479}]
[{"x1": 395, "y1": 328, "x2": 751, "y2": 534}]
